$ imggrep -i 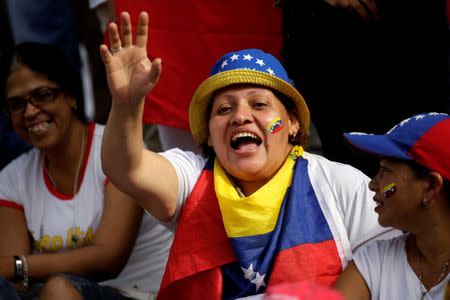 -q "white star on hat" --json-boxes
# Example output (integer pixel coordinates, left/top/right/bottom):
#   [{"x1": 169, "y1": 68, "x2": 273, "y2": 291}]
[
  {"x1": 221, "y1": 60, "x2": 228, "y2": 69},
  {"x1": 243, "y1": 54, "x2": 253, "y2": 61},
  {"x1": 255, "y1": 59, "x2": 265, "y2": 67},
  {"x1": 230, "y1": 54, "x2": 239, "y2": 61},
  {"x1": 266, "y1": 68, "x2": 274, "y2": 75}
]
